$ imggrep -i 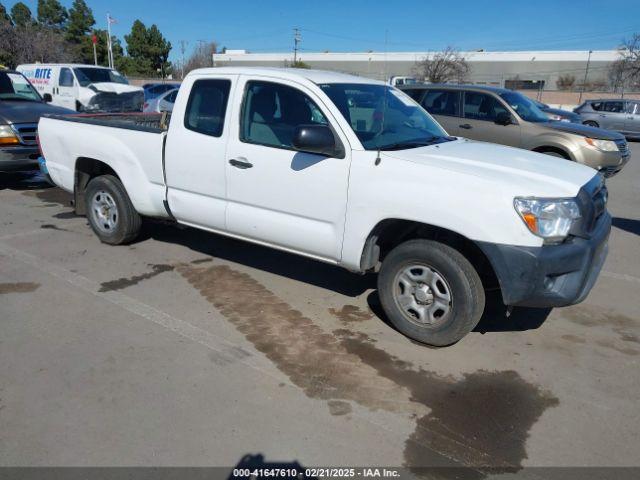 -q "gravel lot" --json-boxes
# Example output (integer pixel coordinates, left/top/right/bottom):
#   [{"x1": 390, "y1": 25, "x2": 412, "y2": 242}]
[{"x1": 1, "y1": 145, "x2": 639, "y2": 476}]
